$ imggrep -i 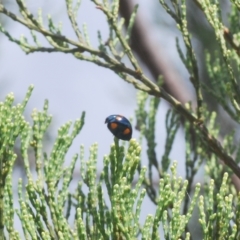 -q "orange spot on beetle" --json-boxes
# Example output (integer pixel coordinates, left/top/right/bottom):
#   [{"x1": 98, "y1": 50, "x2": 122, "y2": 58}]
[
  {"x1": 110, "y1": 122, "x2": 118, "y2": 129},
  {"x1": 123, "y1": 128, "x2": 131, "y2": 135}
]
